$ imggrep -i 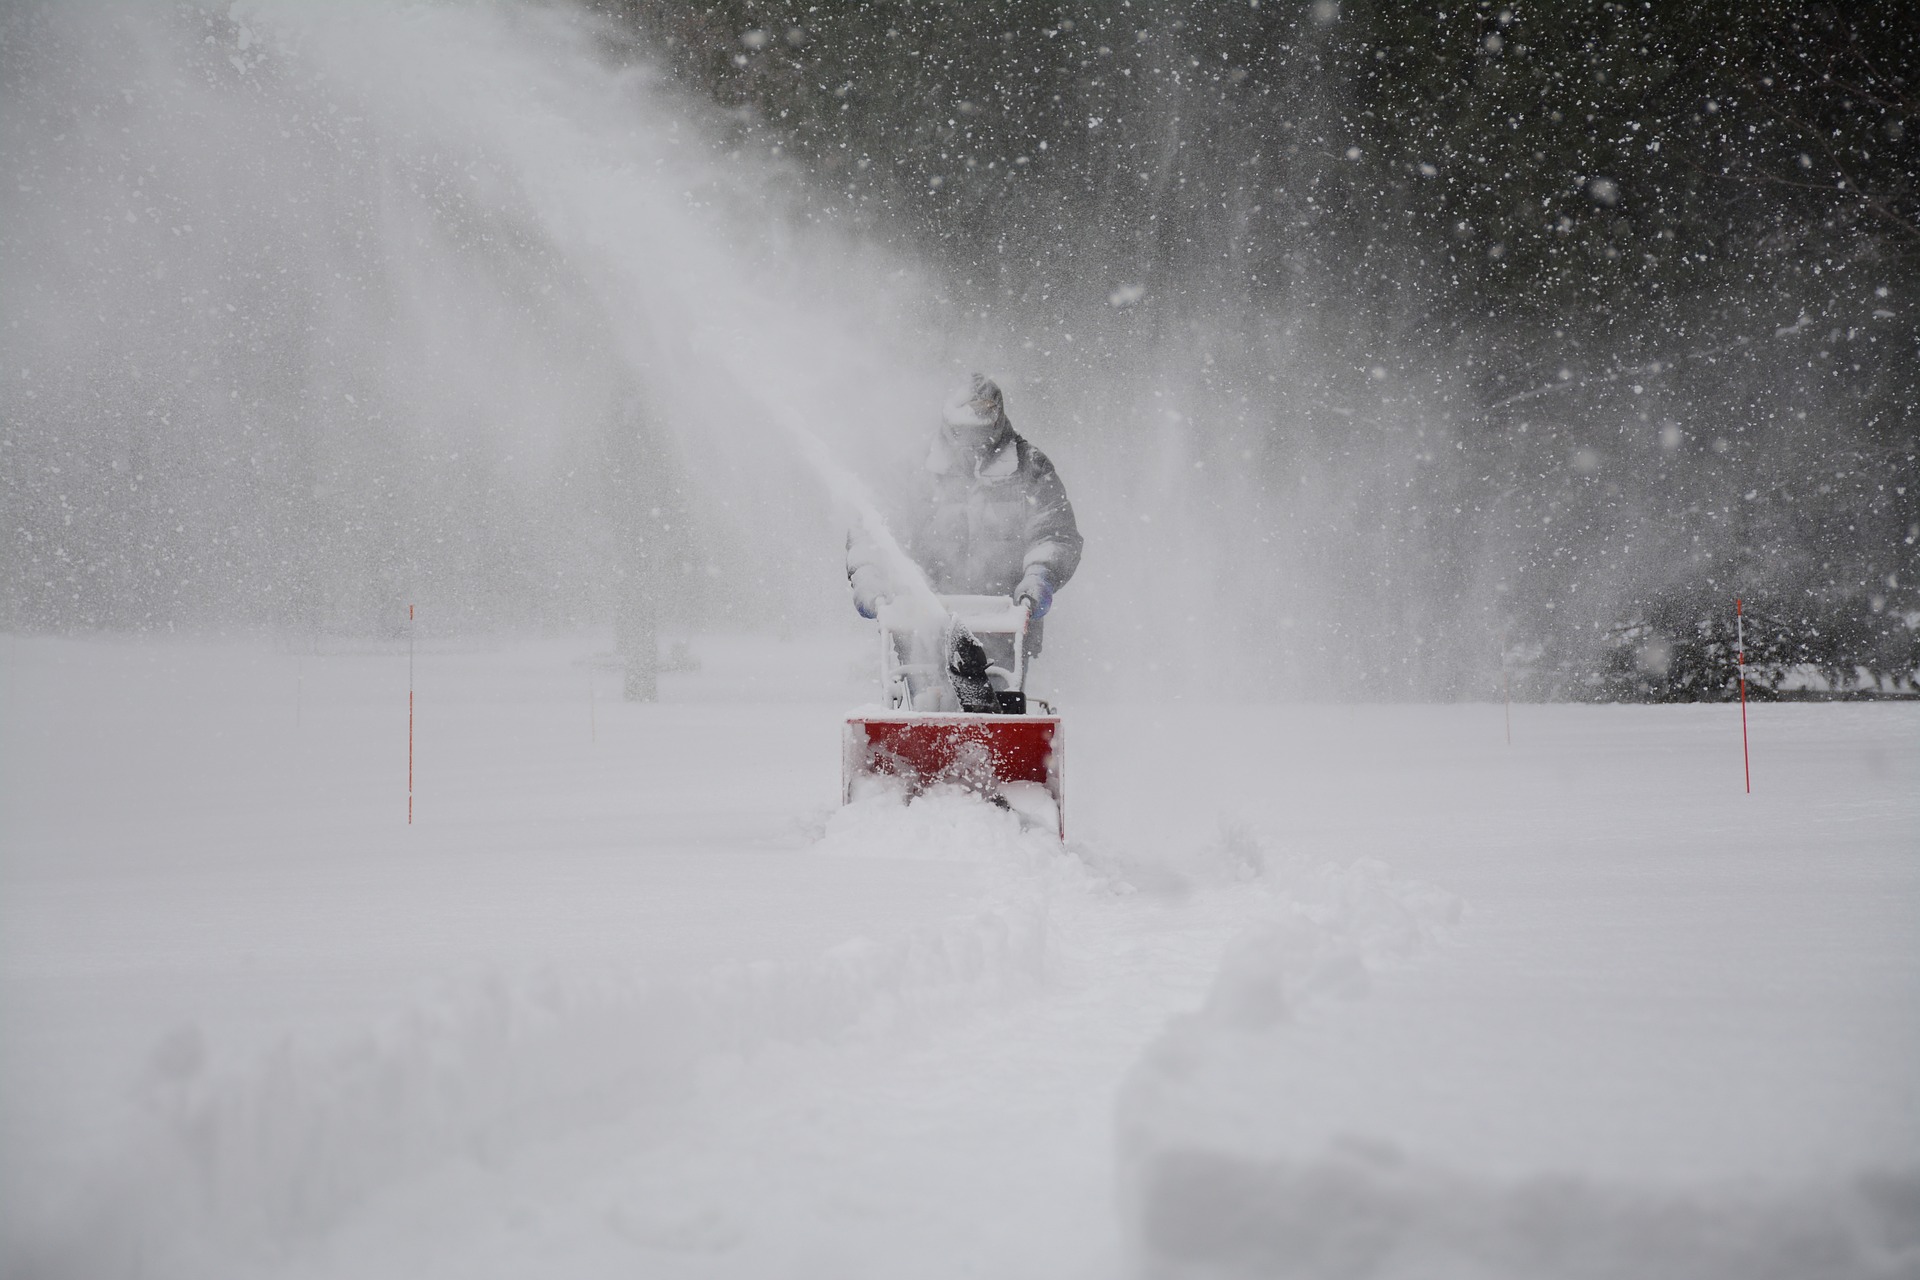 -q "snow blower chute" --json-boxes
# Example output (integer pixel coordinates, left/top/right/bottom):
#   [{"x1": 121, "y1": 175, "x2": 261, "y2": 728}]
[{"x1": 843, "y1": 594, "x2": 1064, "y2": 838}]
